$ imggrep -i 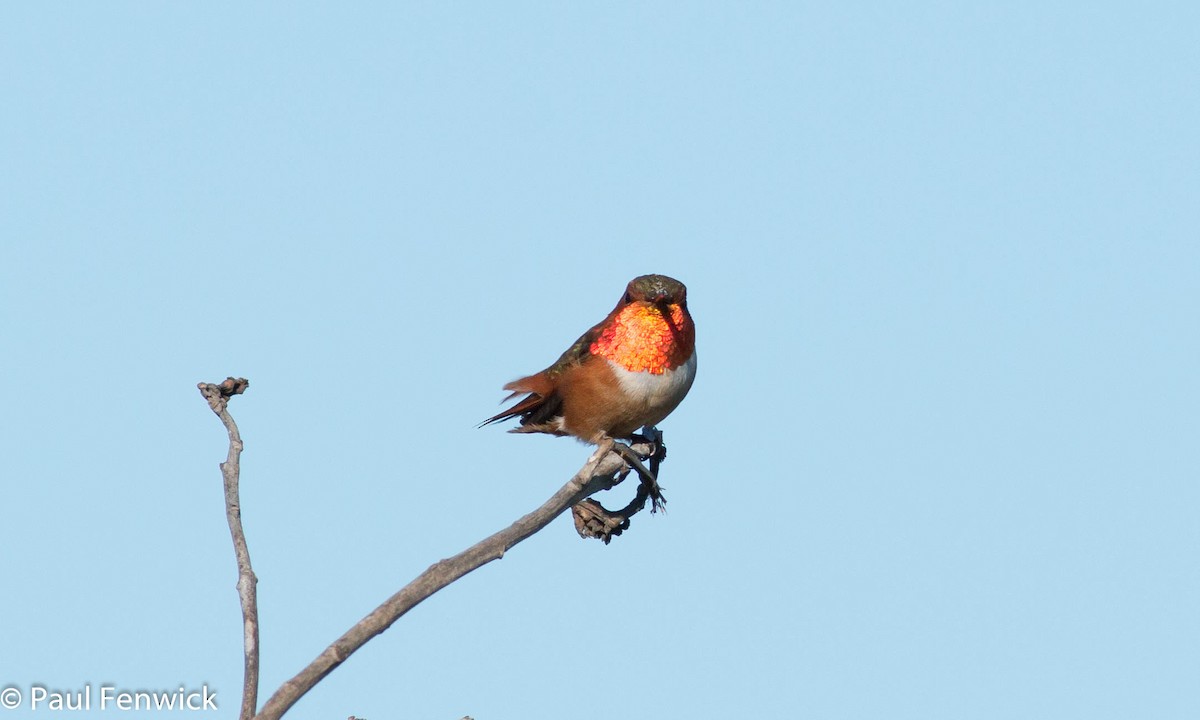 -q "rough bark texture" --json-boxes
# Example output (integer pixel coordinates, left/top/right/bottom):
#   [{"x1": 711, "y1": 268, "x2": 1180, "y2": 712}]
[{"x1": 198, "y1": 377, "x2": 258, "y2": 720}]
